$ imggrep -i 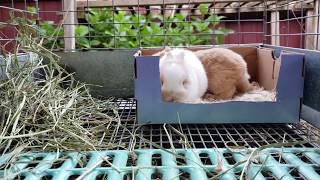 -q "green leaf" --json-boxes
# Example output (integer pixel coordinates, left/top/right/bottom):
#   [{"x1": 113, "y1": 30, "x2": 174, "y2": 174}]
[
  {"x1": 117, "y1": 10, "x2": 126, "y2": 17},
  {"x1": 215, "y1": 35, "x2": 225, "y2": 44},
  {"x1": 131, "y1": 15, "x2": 139, "y2": 24},
  {"x1": 129, "y1": 41, "x2": 138, "y2": 48},
  {"x1": 141, "y1": 27, "x2": 150, "y2": 35},
  {"x1": 190, "y1": 36, "x2": 204, "y2": 45},
  {"x1": 217, "y1": 27, "x2": 234, "y2": 34},
  {"x1": 103, "y1": 42, "x2": 111, "y2": 48},
  {"x1": 119, "y1": 24, "x2": 131, "y2": 33},
  {"x1": 146, "y1": 26, "x2": 153, "y2": 33},
  {"x1": 175, "y1": 13, "x2": 186, "y2": 21},
  {"x1": 199, "y1": 4, "x2": 208, "y2": 15},
  {"x1": 27, "y1": 6, "x2": 37, "y2": 14},
  {"x1": 88, "y1": 14, "x2": 98, "y2": 24},
  {"x1": 151, "y1": 24, "x2": 161, "y2": 34},
  {"x1": 114, "y1": 10, "x2": 126, "y2": 22},
  {"x1": 39, "y1": 21, "x2": 54, "y2": 34},
  {"x1": 115, "y1": 23, "x2": 122, "y2": 31},
  {"x1": 213, "y1": 28, "x2": 234, "y2": 36},
  {"x1": 88, "y1": 8, "x2": 99, "y2": 16},
  {"x1": 75, "y1": 25, "x2": 89, "y2": 37},
  {"x1": 206, "y1": 15, "x2": 225, "y2": 26},
  {"x1": 127, "y1": 29, "x2": 137, "y2": 36},
  {"x1": 193, "y1": 22, "x2": 210, "y2": 32},
  {"x1": 90, "y1": 40, "x2": 101, "y2": 46},
  {"x1": 76, "y1": 37, "x2": 90, "y2": 48},
  {"x1": 104, "y1": 30, "x2": 114, "y2": 36}
]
